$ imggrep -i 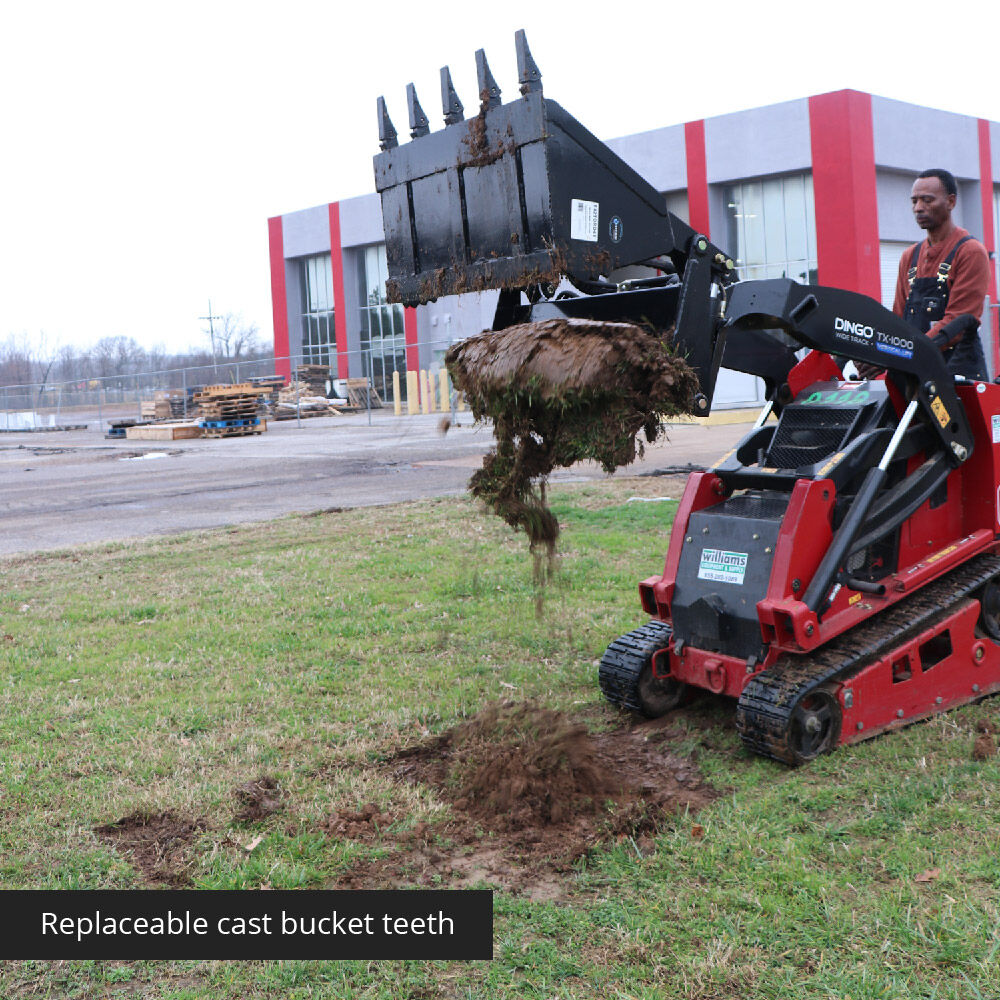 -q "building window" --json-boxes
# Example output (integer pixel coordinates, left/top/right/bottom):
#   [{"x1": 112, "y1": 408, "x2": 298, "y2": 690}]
[
  {"x1": 300, "y1": 254, "x2": 337, "y2": 369},
  {"x1": 358, "y1": 244, "x2": 406, "y2": 400},
  {"x1": 723, "y1": 174, "x2": 817, "y2": 284}
]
